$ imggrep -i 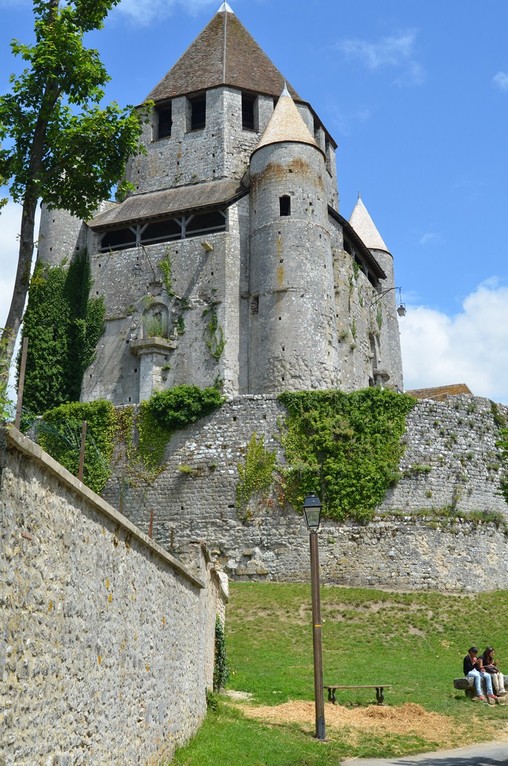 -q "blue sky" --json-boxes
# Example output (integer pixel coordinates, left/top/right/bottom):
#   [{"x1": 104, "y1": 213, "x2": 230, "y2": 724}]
[{"x1": 1, "y1": 0, "x2": 508, "y2": 402}]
